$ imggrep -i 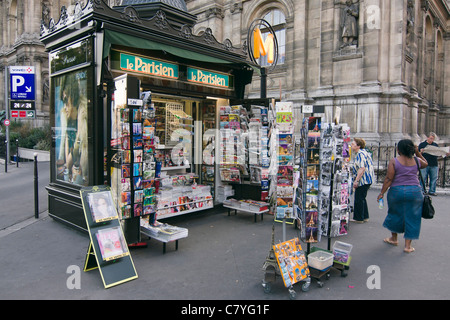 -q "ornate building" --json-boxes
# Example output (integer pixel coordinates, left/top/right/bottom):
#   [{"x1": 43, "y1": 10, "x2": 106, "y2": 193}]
[
  {"x1": 1, "y1": 0, "x2": 449, "y2": 145},
  {"x1": 187, "y1": 0, "x2": 450, "y2": 145},
  {"x1": 0, "y1": 0, "x2": 77, "y2": 126}
]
